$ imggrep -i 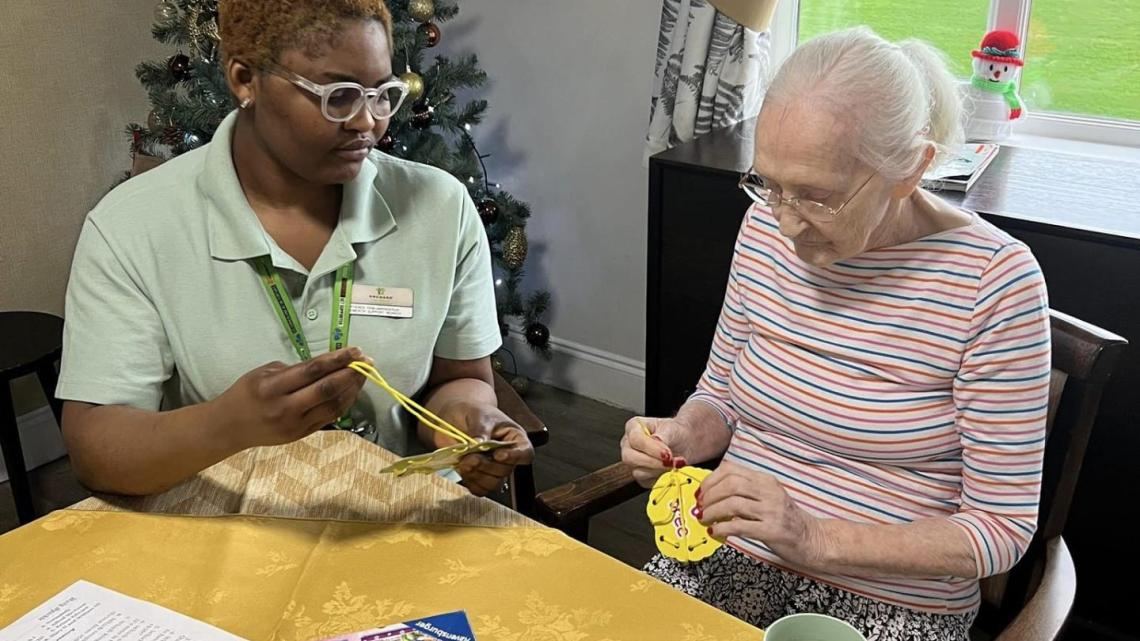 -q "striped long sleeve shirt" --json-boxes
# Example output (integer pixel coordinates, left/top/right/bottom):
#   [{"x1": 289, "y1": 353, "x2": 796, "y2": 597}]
[{"x1": 690, "y1": 205, "x2": 1051, "y2": 614}]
